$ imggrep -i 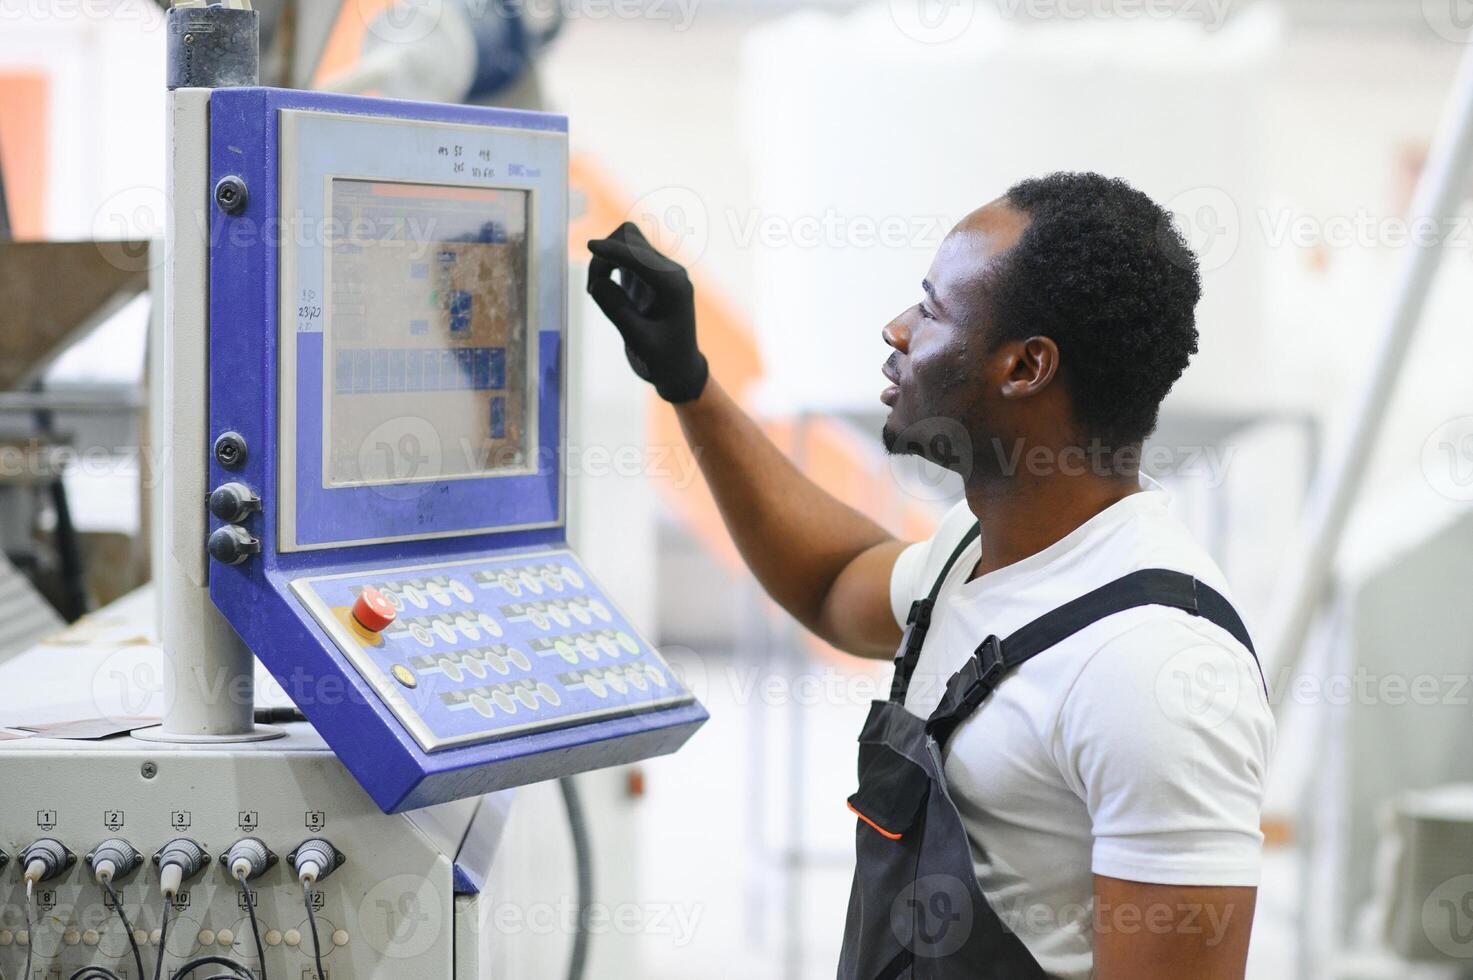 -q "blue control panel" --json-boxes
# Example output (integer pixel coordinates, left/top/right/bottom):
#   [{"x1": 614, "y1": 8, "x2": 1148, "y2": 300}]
[
  {"x1": 204, "y1": 88, "x2": 707, "y2": 813},
  {"x1": 291, "y1": 550, "x2": 691, "y2": 753}
]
